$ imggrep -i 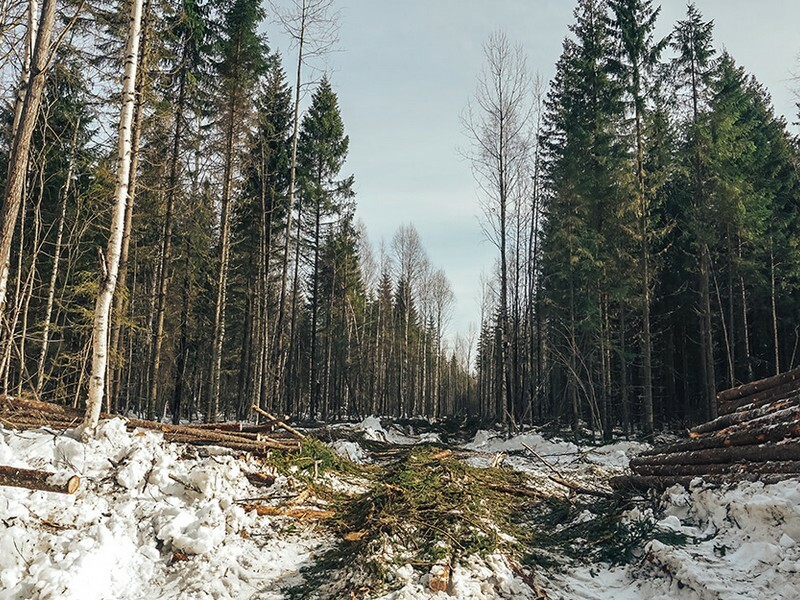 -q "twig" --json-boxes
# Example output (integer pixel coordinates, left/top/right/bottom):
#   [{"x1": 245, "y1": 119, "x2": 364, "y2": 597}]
[
  {"x1": 548, "y1": 475, "x2": 614, "y2": 499},
  {"x1": 520, "y1": 441, "x2": 565, "y2": 478}
]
